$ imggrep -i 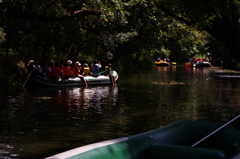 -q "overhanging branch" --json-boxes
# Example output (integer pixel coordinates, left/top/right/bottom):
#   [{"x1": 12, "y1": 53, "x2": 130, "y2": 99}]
[
  {"x1": 8, "y1": 9, "x2": 102, "y2": 22},
  {"x1": 154, "y1": 3, "x2": 195, "y2": 25}
]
